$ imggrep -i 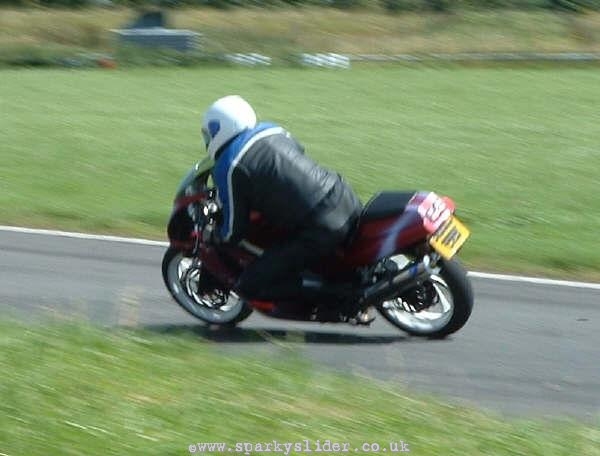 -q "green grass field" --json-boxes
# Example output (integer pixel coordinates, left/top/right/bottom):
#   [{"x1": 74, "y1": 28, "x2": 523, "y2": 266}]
[
  {"x1": 1, "y1": 320, "x2": 599, "y2": 456},
  {"x1": 1, "y1": 67, "x2": 599, "y2": 278}
]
